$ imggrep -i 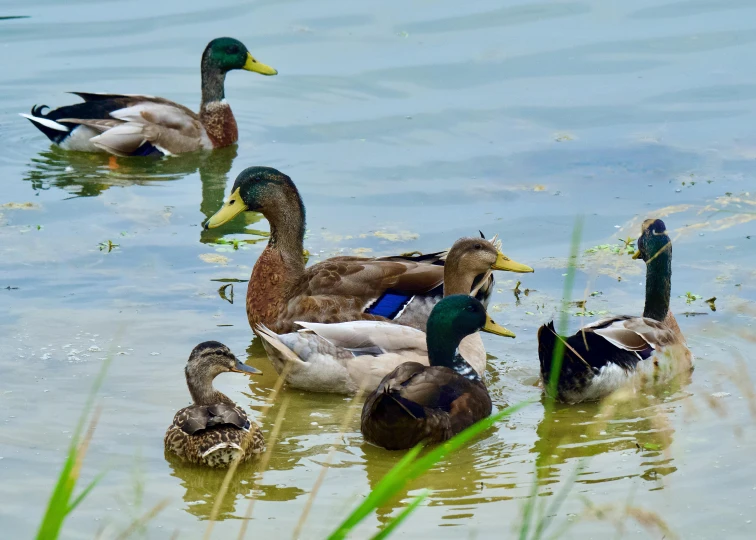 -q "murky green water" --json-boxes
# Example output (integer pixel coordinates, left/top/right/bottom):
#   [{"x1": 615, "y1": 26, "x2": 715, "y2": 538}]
[{"x1": 2, "y1": 1, "x2": 756, "y2": 538}]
